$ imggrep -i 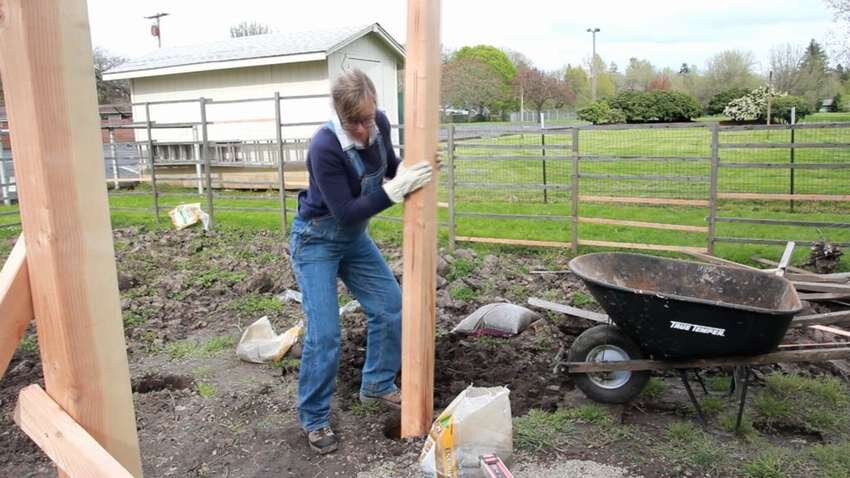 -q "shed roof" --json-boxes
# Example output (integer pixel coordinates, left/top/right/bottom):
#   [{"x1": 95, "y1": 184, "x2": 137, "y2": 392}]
[{"x1": 104, "y1": 23, "x2": 404, "y2": 81}]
